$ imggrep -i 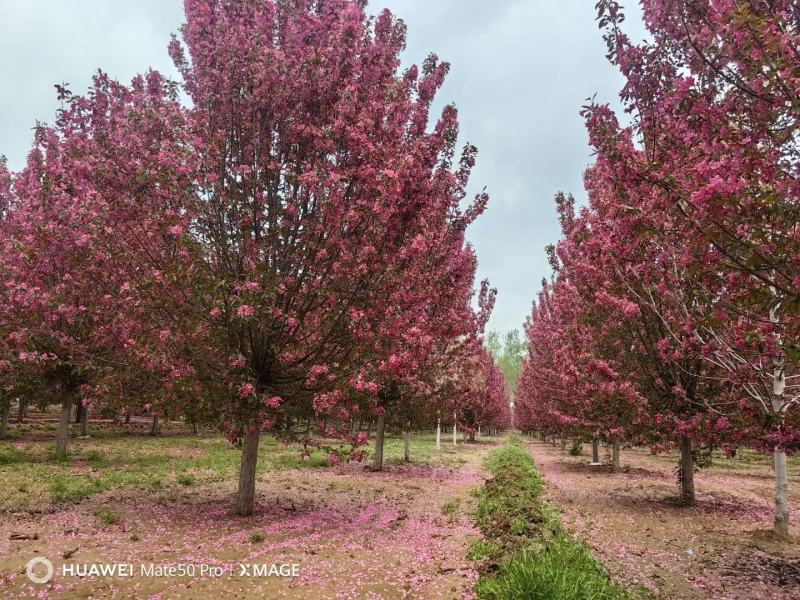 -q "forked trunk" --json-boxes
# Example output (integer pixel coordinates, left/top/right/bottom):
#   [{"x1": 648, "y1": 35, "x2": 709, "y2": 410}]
[
  {"x1": 55, "y1": 396, "x2": 74, "y2": 460},
  {"x1": 611, "y1": 439, "x2": 621, "y2": 473},
  {"x1": 371, "y1": 411, "x2": 387, "y2": 471},
  {"x1": 679, "y1": 435, "x2": 696, "y2": 506},
  {"x1": 235, "y1": 427, "x2": 261, "y2": 515}
]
